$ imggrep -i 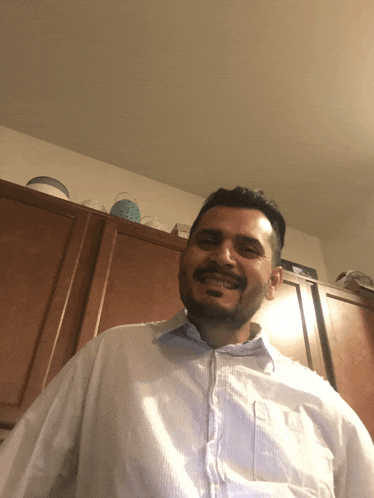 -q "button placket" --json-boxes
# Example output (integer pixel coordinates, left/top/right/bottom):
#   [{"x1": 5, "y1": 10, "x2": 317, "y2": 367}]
[{"x1": 205, "y1": 351, "x2": 226, "y2": 498}]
